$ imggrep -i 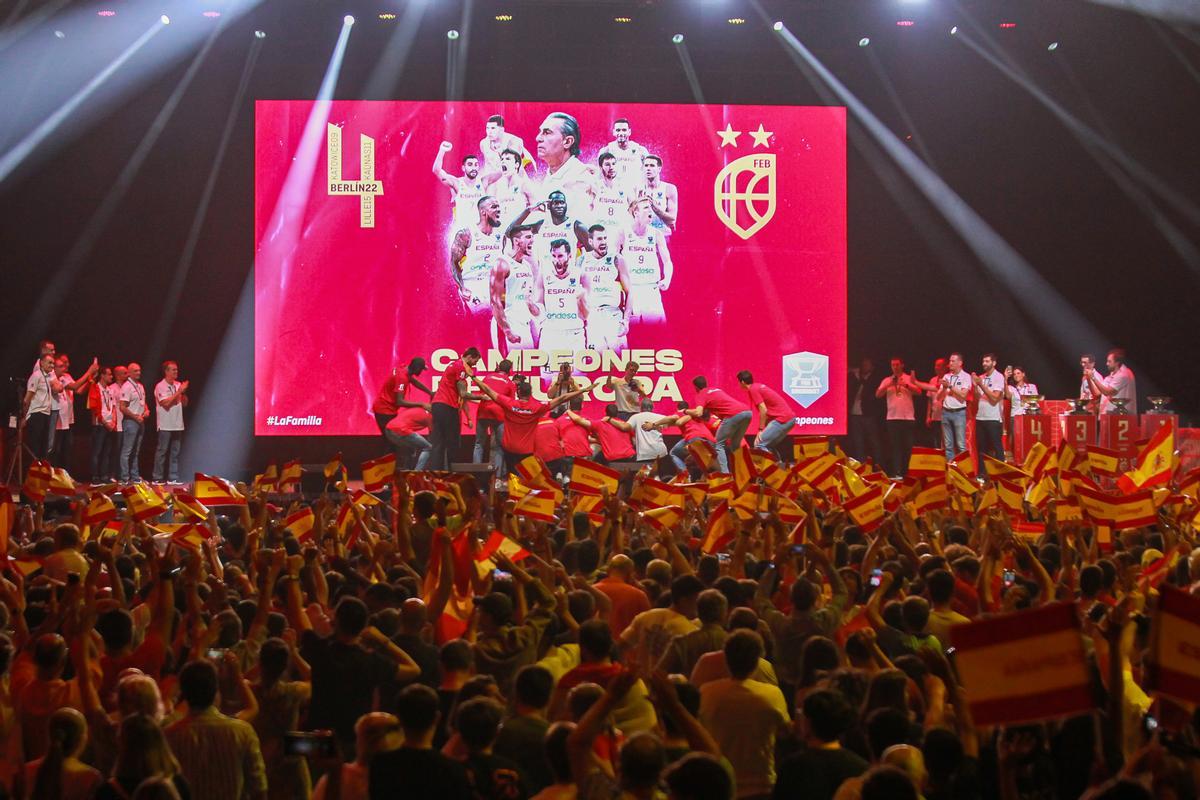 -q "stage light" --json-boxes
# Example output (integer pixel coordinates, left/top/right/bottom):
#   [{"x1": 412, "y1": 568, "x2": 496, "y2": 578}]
[
  {"x1": 97, "y1": 10, "x2": 115, "y2": 16},
  {"x1": 773, "y1": 21, "x2": 784, "y2": 31},
  {"x1": 950, "y1": 25, "x2": 959, "y2": 34},
  {"x1": 255, "y1": 30, "x2": 266, "y2": 38},
  {"x1": 160, "y1": 15, "x2": 170, "y2": 25},
  {"x1": 672, "y1": 33, "x2": 684, "y2": 43},
  {"x1": 858, "y1": 37, "x2": 870, "y2": 46},
  {"x1": 614, "y1": 17, "x2": 632, "y2": 24},
  {"x1": 728, "y1": 18, "x2": 745, "y2": 25},
  {"x1": 54, "y1": 30, "x2": 65, "y2": 38},
  {"x1": 202, "y1": 11, "x2": 221, "y2": 18},
  {"x1": 447, "y1": 28, "x2": 459, "y2": 39},
  {"x1": 1047, "y1": 41, "x2": 1059, "y2": 51},
  {"x1": 344, "y1": 15, "x2": 355, "y2": 25},
  {"x1": 896, "y1": 20, "x2": 915, "y2": 27},
  {"x1": 999, "y1": 22, "x2": 1017, "y2": 28},
  {"x1": 495, "y1": 14, "x2": 512, "y2": 22},
  {"x1": 378, "y1": 13, "x2": 396, "y2": 19}
]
